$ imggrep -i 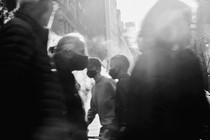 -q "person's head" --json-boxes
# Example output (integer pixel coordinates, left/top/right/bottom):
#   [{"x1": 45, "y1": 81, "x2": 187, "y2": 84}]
[
  {"x1": 53, "y1": 32, "x2": 88, "y2": 72},
  {"x1": 138, "y1": 0, "x2": 192, "y2": 51},
  {"x1": 18, "y1": 0, "x2": 53, "y2": 26},
  {"x1": 86, "y1": 57, "x2": 102, "y2": 79},
  {"x1": 109, "y1": 54, "x2": 130, "y2": 79}
]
